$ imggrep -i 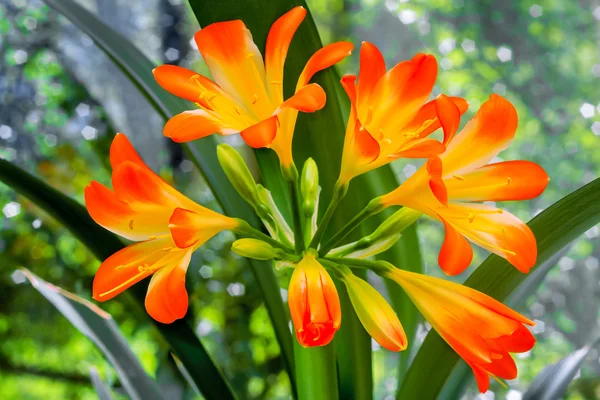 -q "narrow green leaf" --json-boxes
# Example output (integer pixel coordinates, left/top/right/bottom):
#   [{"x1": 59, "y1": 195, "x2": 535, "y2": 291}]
[
  {"x1": 89, "y1": 366, "x2": 115, "y2": 400},
  {"x1": 0, "y1": 159, "x2": 235, "y2": 400},
  {"x1": 523, "y1": 334, "x2": 600, "y2": 400},
  {"x1": 397, "y1": 178, "x2": 600, "y2": 399},
  {"x1": 42, "y1": 0, "x2": 294, "y2": 389},
  {"x1": 17, "y1": 269, "x2": 163, "y2": 400}
]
